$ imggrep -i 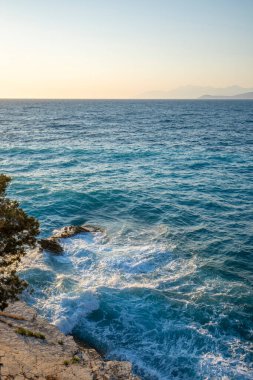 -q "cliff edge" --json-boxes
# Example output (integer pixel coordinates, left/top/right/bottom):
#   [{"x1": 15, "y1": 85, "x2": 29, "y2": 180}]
[{"x1": 0, "y1": 302, "x2": 139, "y2": 380}]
